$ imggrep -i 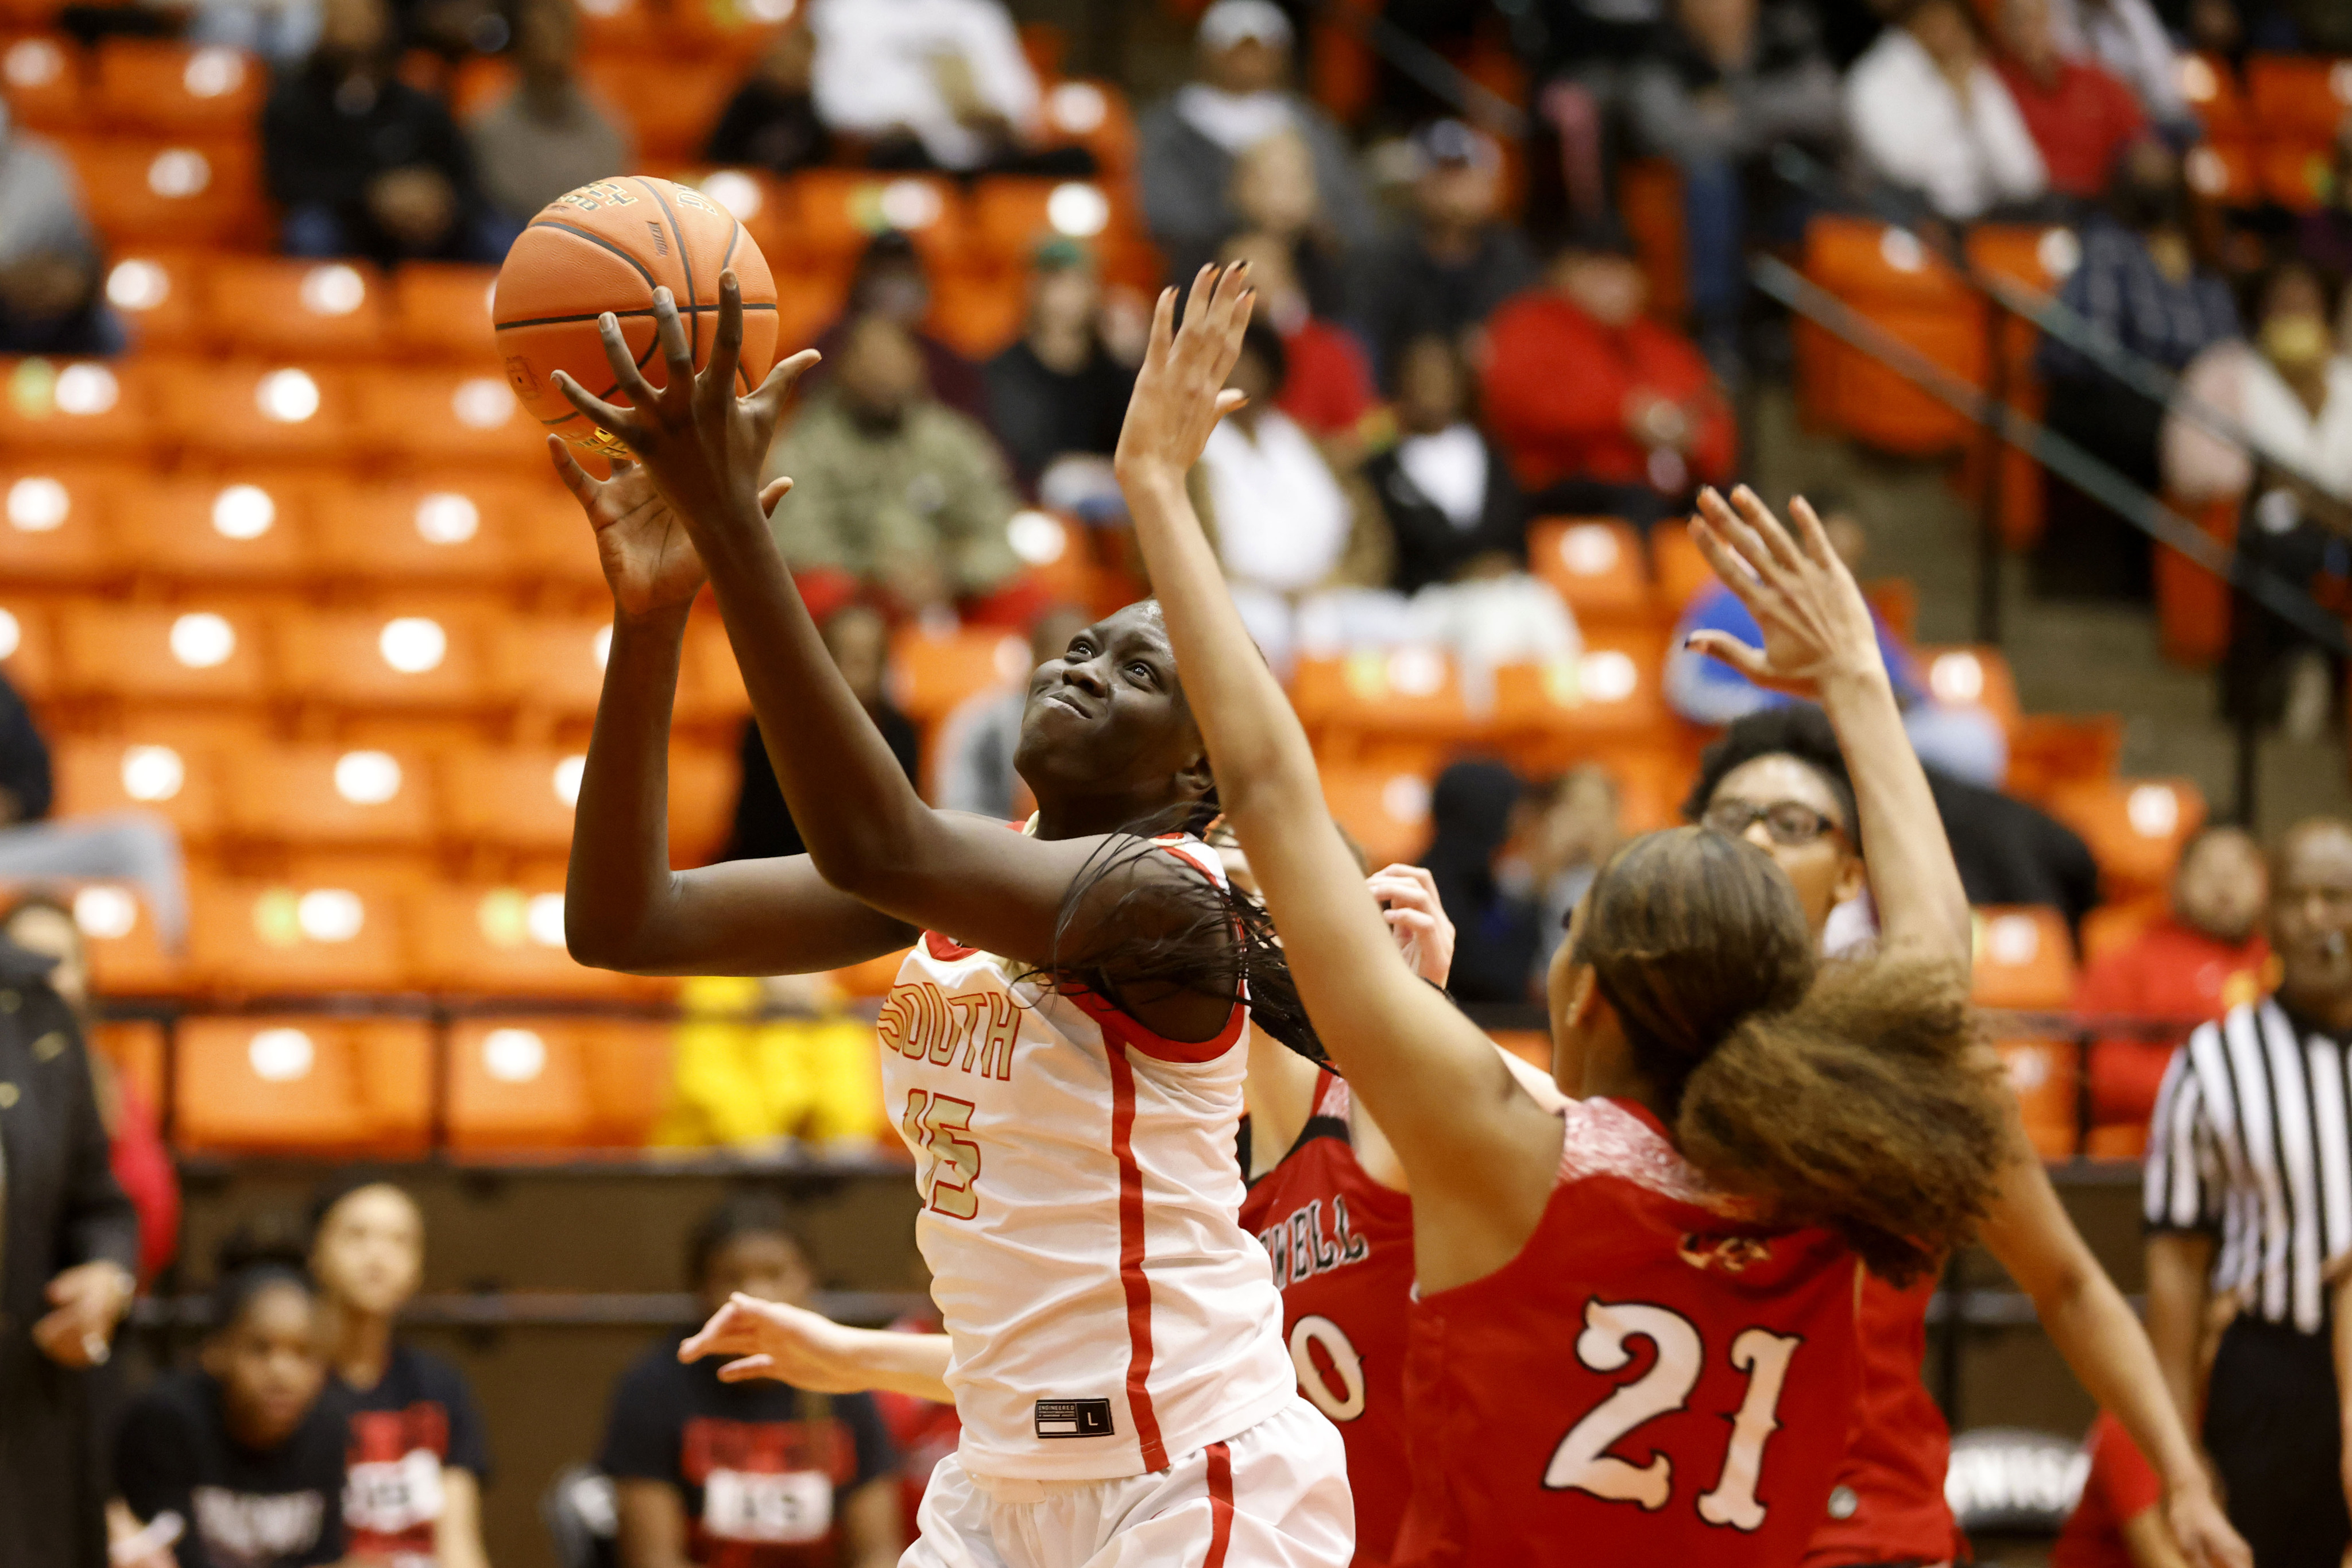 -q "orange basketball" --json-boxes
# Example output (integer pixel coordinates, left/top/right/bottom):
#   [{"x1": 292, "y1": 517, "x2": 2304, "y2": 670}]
[{"x1": 493, "y1": 175, "x2": 778, "y2": 458}]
